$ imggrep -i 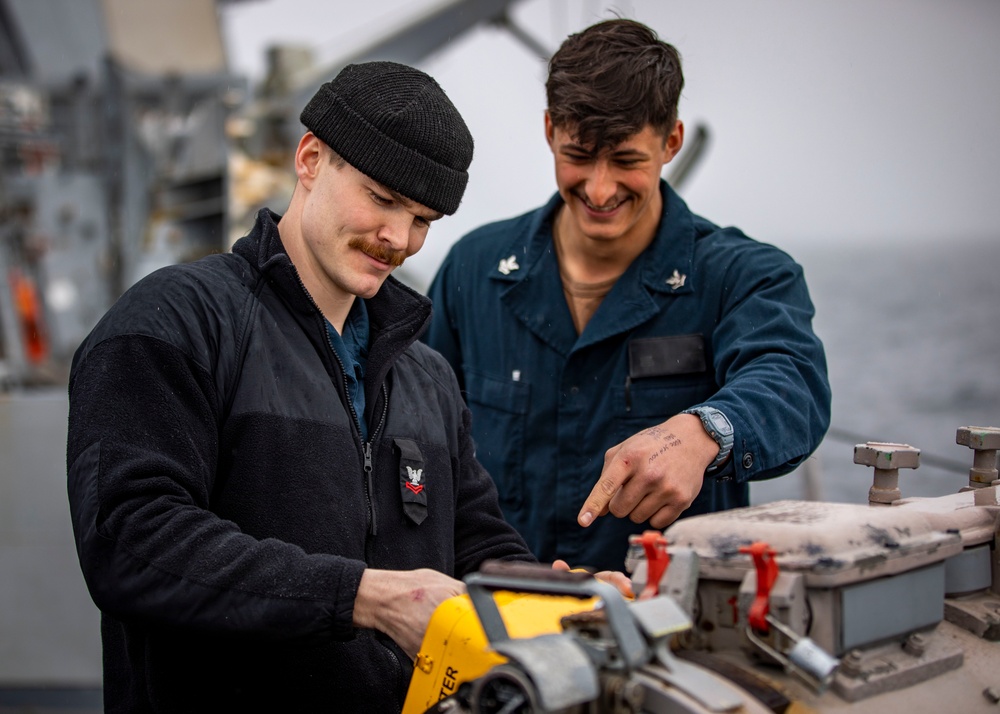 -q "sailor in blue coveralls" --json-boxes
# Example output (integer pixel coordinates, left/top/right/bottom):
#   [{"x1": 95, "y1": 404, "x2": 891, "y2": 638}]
[{"x1": 425, "y1": 19, "x2": 831, "y2": 572}]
